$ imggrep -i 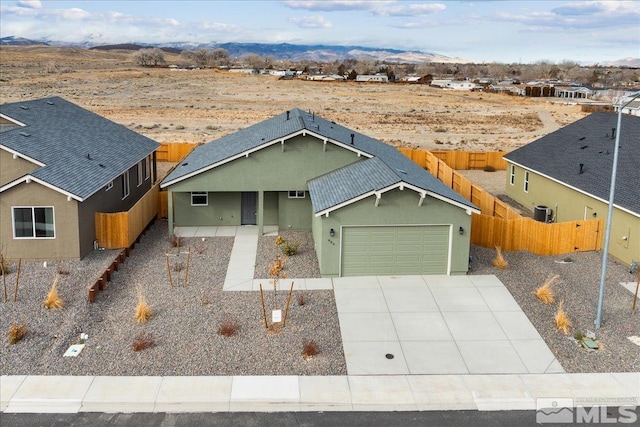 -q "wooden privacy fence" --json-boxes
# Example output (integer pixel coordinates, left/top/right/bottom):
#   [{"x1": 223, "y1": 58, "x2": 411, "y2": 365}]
[
  {"x1": 471, "y1": 214, "x2": 603, "y2": 255},
  {"x1": 399, "y1": 148, "x2": 508, "y2": 171},
  {"x1": 399, "y1": 147, "x2": 603, "y2": 254},
  {"x1": 95, "y1": 184, "x2": 159, "y2": 249},
  {"x1": 399, "y1": 147, "x2": 519, "y2": 219},
  {"x1": 156, "y1": 142, "x2": 199, "y2": 162},
  {"x1": 158, "y1": 190, "x2": 168, "y2": 219}
]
